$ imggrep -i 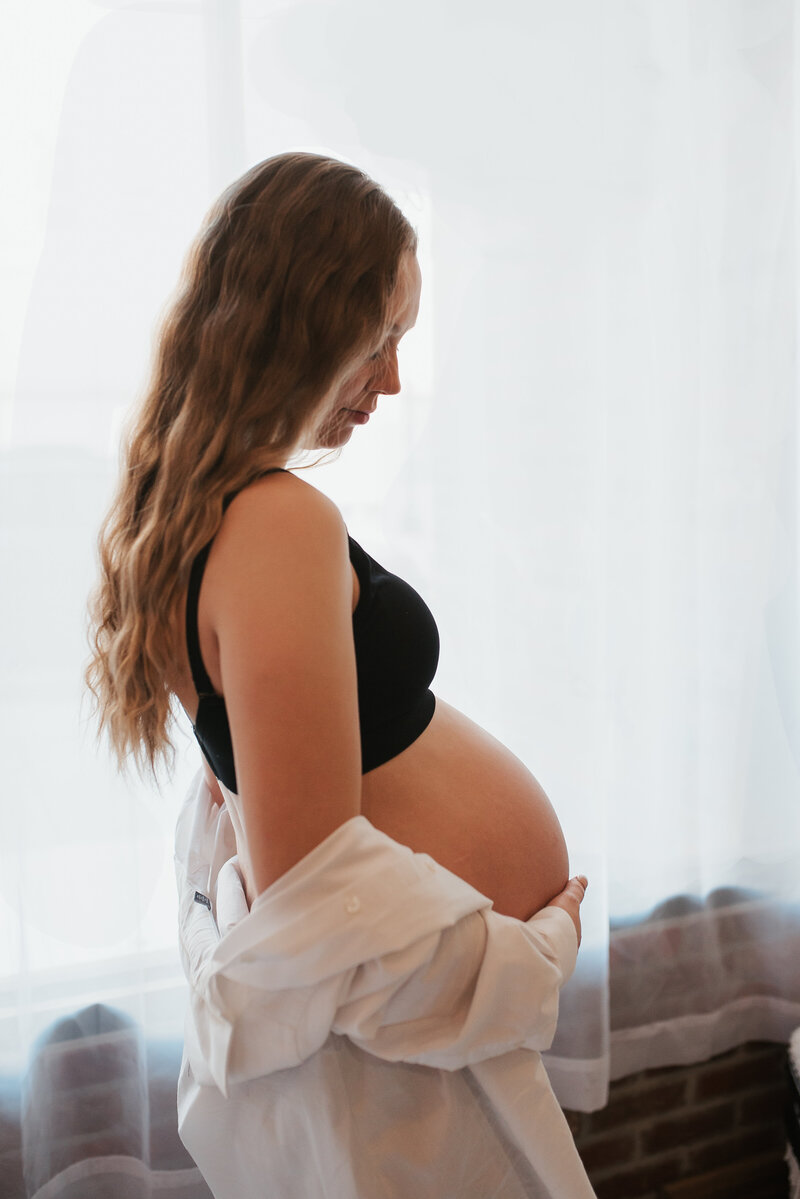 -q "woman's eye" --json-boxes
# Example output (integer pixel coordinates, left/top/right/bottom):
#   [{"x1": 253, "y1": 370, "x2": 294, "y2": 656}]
[{"x1": 370, "y1": 338, "x2": 400, "y2": 362}]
